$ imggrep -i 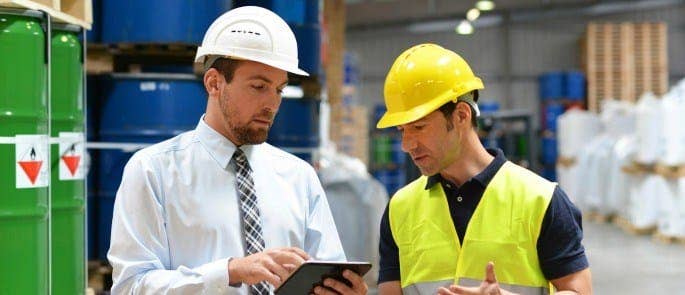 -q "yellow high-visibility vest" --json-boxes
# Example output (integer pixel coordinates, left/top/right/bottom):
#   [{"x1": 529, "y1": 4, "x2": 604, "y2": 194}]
[{"x1": 389, "y1": 161, "x2": 556, "y2": 295}]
